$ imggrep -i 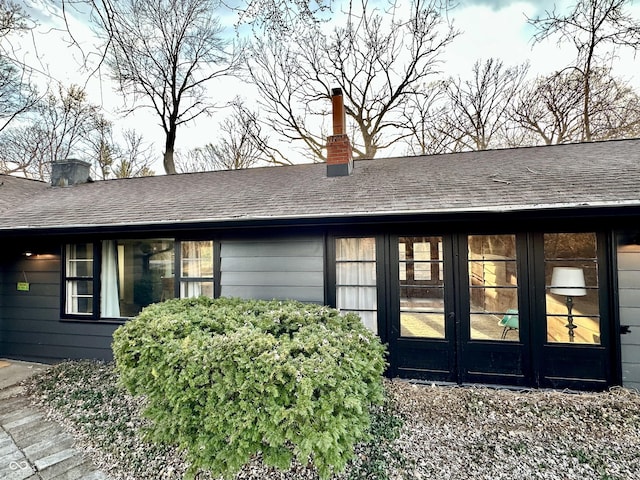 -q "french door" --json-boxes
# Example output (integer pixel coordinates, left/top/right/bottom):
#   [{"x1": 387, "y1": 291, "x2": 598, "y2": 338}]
[{"x1": 387, "y1": 232, "x2": 615, "y2": 390}]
